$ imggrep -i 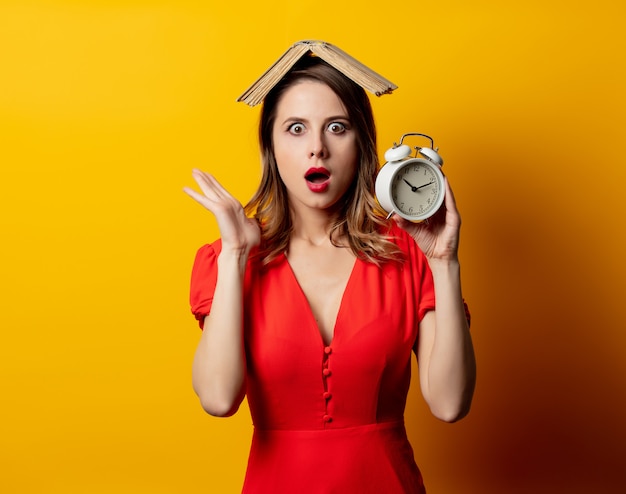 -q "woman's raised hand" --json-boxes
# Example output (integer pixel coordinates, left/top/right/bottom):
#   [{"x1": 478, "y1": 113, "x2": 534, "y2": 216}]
[
  {"x1": 184, "y1": 169, "x2": 261, "y2": 255},
  {"x1": 393, "y1": 177, "x2": 461, "y2": 263}
]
